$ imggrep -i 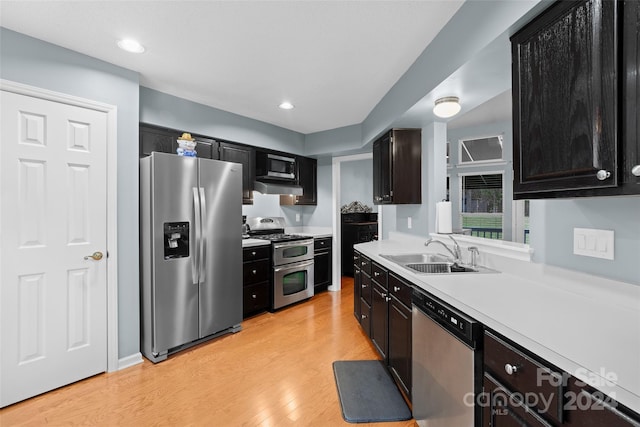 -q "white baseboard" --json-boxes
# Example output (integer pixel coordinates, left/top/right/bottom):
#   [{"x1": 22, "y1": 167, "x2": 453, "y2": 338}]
[{"x1": 118, "y1": 352, "x2": 143, "y2": 370}]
